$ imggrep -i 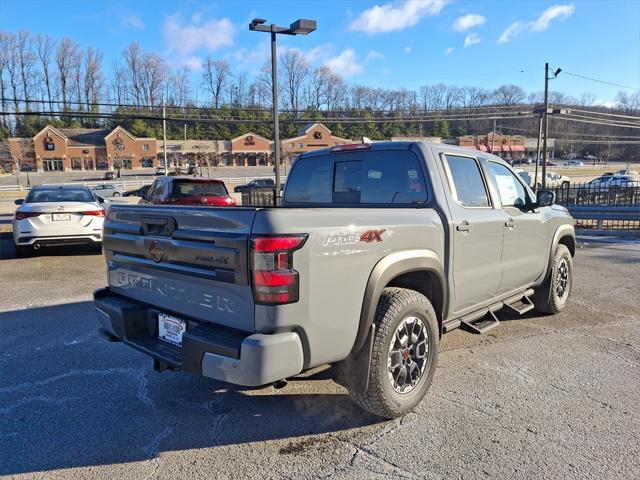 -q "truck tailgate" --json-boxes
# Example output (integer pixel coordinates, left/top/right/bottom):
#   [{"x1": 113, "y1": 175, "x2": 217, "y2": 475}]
[{"x1": 103, "y1": 205, "x2": 257, "y2": 332}]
